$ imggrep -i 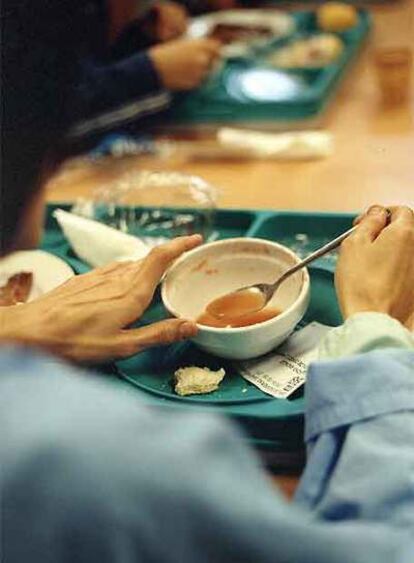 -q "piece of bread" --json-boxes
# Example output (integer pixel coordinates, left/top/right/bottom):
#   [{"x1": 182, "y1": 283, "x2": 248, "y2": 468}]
[{"x1": 174, "y1": 366, "x2": 226, "y2": 396}]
